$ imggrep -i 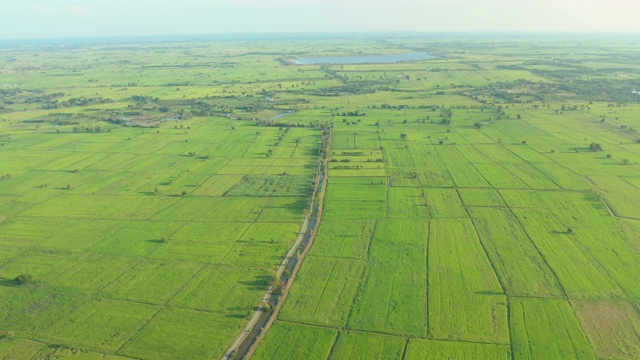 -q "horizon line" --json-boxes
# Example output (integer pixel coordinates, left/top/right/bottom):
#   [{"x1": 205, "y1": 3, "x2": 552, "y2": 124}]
[{"x1": 2, "y1": 30, "x2": 640, "y2": 44}]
